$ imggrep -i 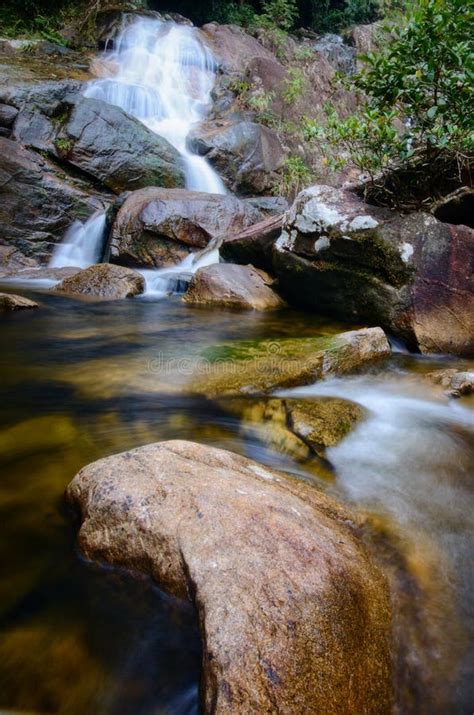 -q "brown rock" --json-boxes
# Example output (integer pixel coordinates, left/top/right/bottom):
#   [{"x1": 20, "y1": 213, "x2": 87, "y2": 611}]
[
  {"x1": 55, "y1": 263, "x2": 144, "y2": 299},
  {"x1": 188, "y1": 120, "x2": 286, "y2": 195},
  {"x1": 220, "y1": 212, "x2": 284, "y2": 271},
  {"x1": 110, "y1": 187, "x2": 262, "y2": 269},
  {"x1": 288, "y1": 397, "x2": 364, "y2": 452},
  {"x1": 426, "y1": 368, "x2": 474, "y2": 398},
  {"x1": 67, "y1": 440, "x2": 393, "y2": 714},
  {"x1": 0, "y1": 292, "x2": 38, "y2": 310},
  {"x1": 200, "y1": 23, "x2": 276, "y2": 72},
  {"x1": 184, "y1": 263, "x2": 285, "y2": 310}
]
